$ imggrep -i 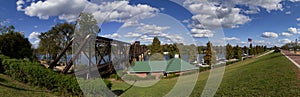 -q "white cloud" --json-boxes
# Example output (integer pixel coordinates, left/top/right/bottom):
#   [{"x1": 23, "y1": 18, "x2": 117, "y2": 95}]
[
  {"x1": 137, "y1": 35, "x2": 153, "y2": 43},
  {"x1": 184, "y1": 1, "x2": 251, "y2": 29},
  {"x1": 254, "y1": 40, "x2": 271, "y2": 45},
  {"x1": 124, "y1": 32, "x2": 141, "y2": 38},
  {"x1": 239, "y1": 41, "x2": 248, "y2": 45},
  {"x1": 297, "y1": 18, "x2": 300, "y2": 21},
  {"x1": 261, "y1": 32, "x2": 278, "y2": 38},
  {"x1": 29, "y1": 32, "x2": 41, "y2": 48},
  {"x1": 224, "y1": 37, "x2": 240, "y2": 41},
  {"x1": 135, "y1": 34, "x2": 185, "y2": 44},
  {"x1": 225, "y1": 0, "x2": 283, "y2": 12},
  {"x1": 29, "y1": 32, "x2": 40, "y2": 40},
  {"x1": 281, "y1": 32, "x2": 293, "y2": 37},
  {"x1": 0, "y1": 19, "x2": 10, "y2": 26},
  {"x1": 288, "y1": 27, "x2": 300, "y2": 34},
  {"x1": 279, "y1": 39, "x2": 292, "y2": 44},
  {"x1": 135, "y1": 24, "x2": 170, "y2": 36},
  {"x1": 34, "y1": 25, "x2": 38, "y2": 28},
  {"x1": 121, "y1": 23, "x2": 185, "y2": 44},
  {"x1": 183, "y1": 0, "x2": 286, "y2": 37},
  {"x1": 183, "y1": 0, "x2": 252, "y2": 38},
  {"x1": 289, "y1": 0, "x2": 300, "y2": 2},
  {"x1": 21, "y1": 0, "x2": 88, "y2": 22},
  {"x1": 18, "y1": 0, "x2": 159, "y2": 23},
  {"x1": 91, "y1": 1, "x2": 159, "y2": 23},
  {"x1": 182, "y1": 19, "x2": 190, "y2": 23},
  {"x1": 190, "y1": 29, "x2": 214, "y2": 38},
  {"x1": 101, "y1": 33, "x2": 120, "y2": 38},
  {"x1": 244, "y1": 10, "x2": 259, "y2": 14},
  {"x1": 285, "y1": 11, "x2": 291, "y2": 14},
  {"x1": 16, "y1": 0, "x2": 25, "y2": 11}
]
